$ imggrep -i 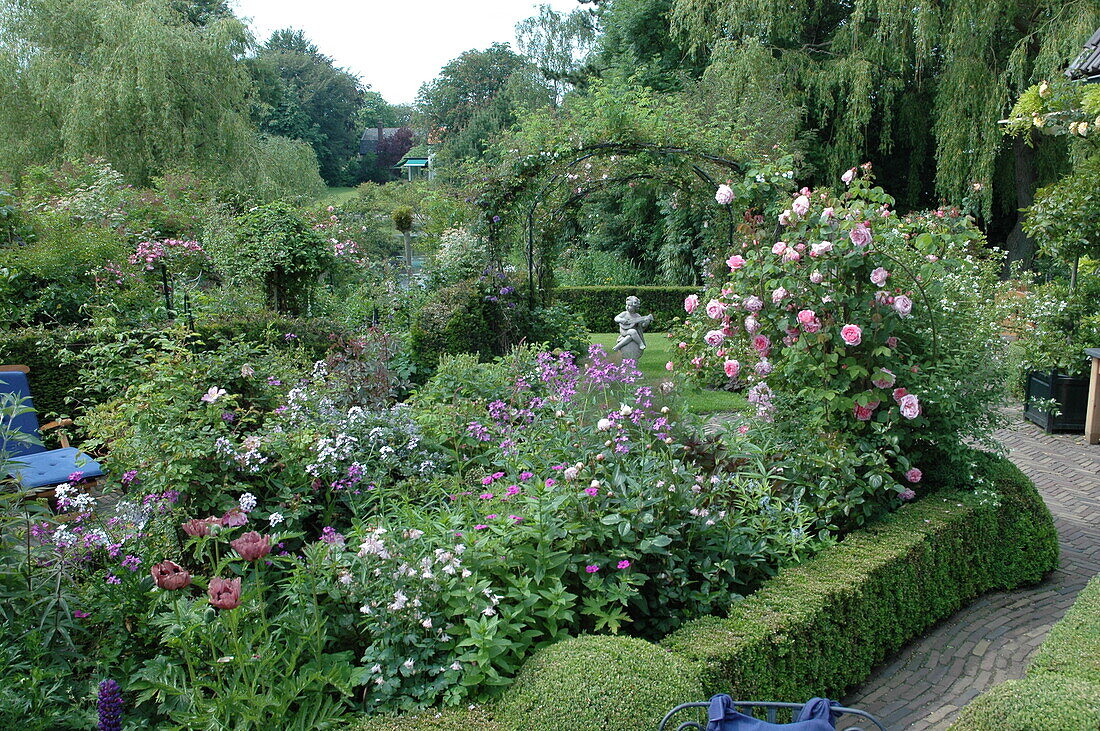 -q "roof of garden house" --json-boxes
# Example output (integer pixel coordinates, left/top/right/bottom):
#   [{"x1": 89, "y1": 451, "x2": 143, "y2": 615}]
[
  {"x1": 1066, "y1": 27, "x2": 1100, "y2": 82},
  {"x1": 359, "y1": 126, "x2": 406, "y2": 154}
]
